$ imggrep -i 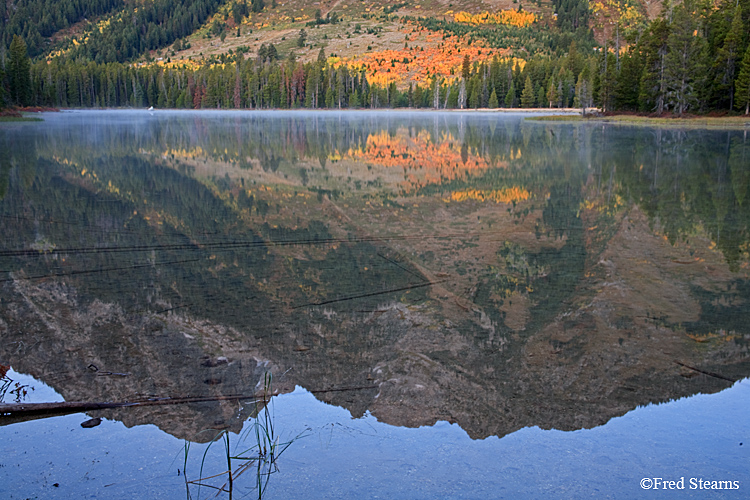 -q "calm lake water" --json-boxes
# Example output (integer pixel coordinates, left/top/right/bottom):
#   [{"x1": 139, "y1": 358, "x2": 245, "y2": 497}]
[{"x1": 1, "y1": 110, "x2": 749, "y2": 499}]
